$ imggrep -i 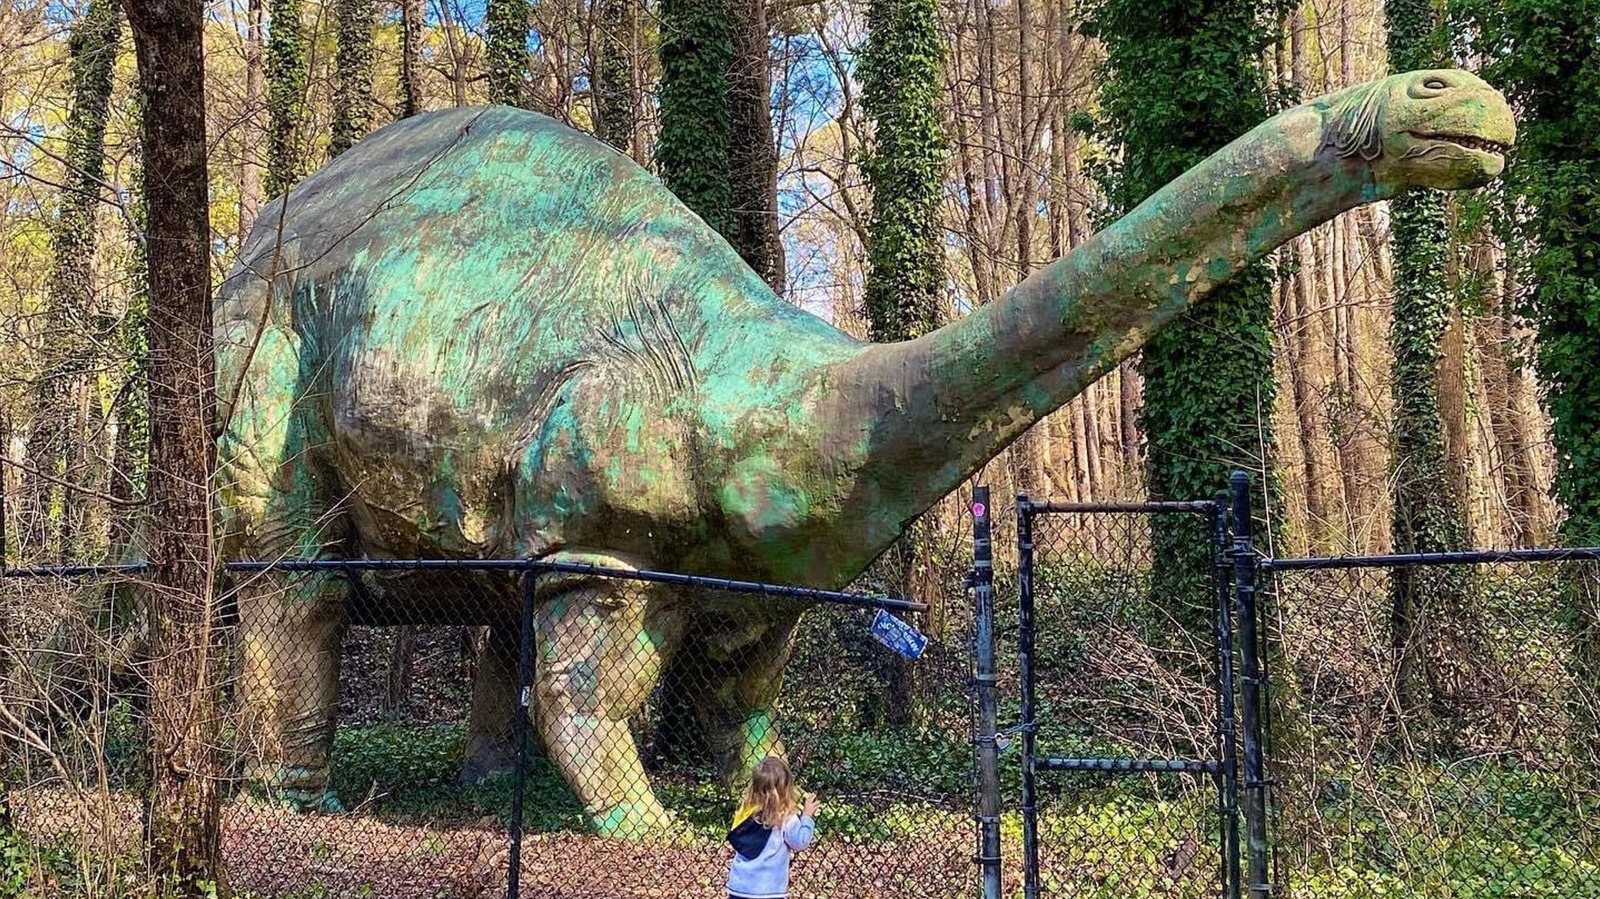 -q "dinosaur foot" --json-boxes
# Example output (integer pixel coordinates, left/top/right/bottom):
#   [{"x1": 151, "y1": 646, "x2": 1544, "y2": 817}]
[
  {"x1": 589, "y1": 798, "x2": 692, "y2": 844},
  {"x1": 279, "y1": 788, "x2": 346, "y2": 814},
  {"x1": 253, "y1": 765, "x2": 345, "y2": 813}
]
